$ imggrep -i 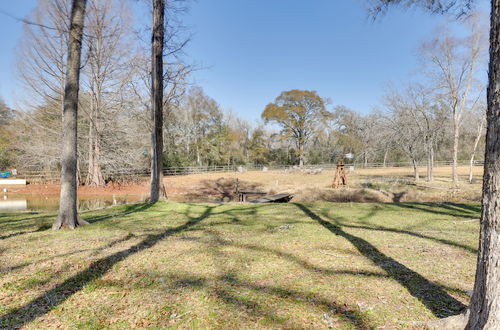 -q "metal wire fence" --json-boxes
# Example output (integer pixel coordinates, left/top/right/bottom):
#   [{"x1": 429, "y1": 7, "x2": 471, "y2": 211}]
[{"x1": 14, "y1": 160, "x2": 484, "y2": 184}]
